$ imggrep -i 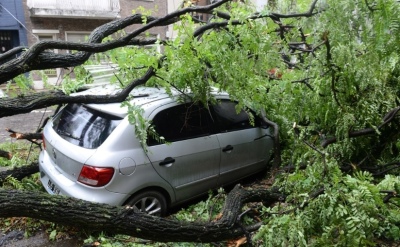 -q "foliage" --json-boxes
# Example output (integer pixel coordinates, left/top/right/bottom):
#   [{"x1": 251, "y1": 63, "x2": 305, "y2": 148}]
[
  {"x1": 81, "y1": 189, "x2": 227, "y2": 247},
  {"x1": 256, "y1": 159, "x2": 400, "y2": 246},
  {"x1": 121, "y1": 101, "x2": 166, "y2": 152},
  {"x1": 83, "y1": 233, "x2": 188, "y2": 247},
  {"x1": 0, "y1": 142, "x2": 82, "y2": 241},
  {"x1": 61, "y1": 66, "x2": 92, "y2": 95},
  {"x1": 0, "y1": 142, "x2": 43, "y2": 195},
  {"x1": 173, "y1": 188, "x2": 226, "y2": 222},
  {"x1": 0, "y1": 142, "x2": 40, "y2": 168},
  {"x1": 1, "y1": 0, "x2": 400, "y2": 245},
  {"x1": 5, "y1": 74, "x2": 34, "y2": 97},
  {"x1": 34, "y1": 0, "x2": 400, "y2": 245},
  {"x1": 147, "y1": 0, "x2": 400, "y2": 245},
  {"x1": 109, "y1": 44, "x2": 161, "y2": 87}
]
